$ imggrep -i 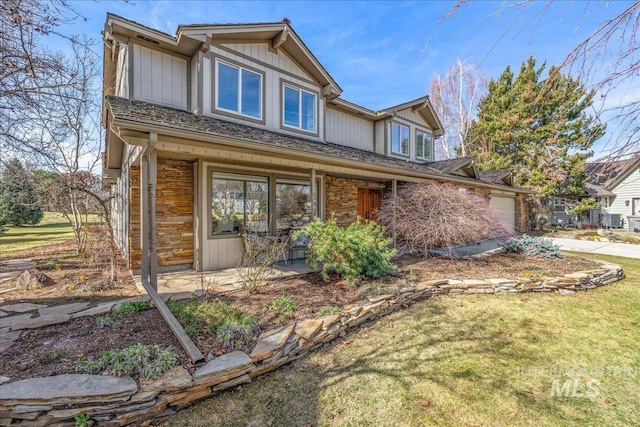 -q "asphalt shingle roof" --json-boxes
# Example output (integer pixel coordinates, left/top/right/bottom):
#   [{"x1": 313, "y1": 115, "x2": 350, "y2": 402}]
[{"x1": 106, "y1": 96, "x2": 524, "y2": 192}]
